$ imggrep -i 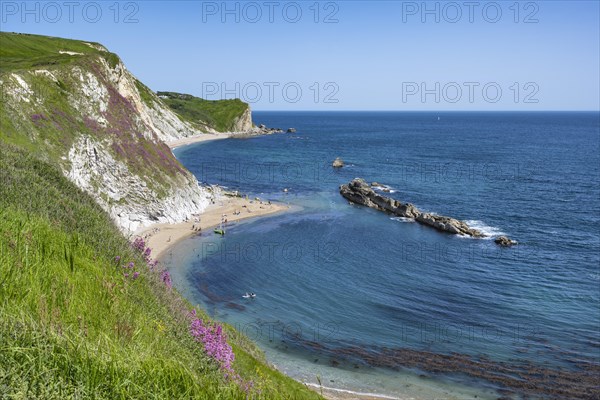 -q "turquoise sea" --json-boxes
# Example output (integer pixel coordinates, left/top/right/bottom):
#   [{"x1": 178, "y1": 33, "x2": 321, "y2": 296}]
[{"x1": 163, "y1": 112, "x2": 600, "y2": 399}]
